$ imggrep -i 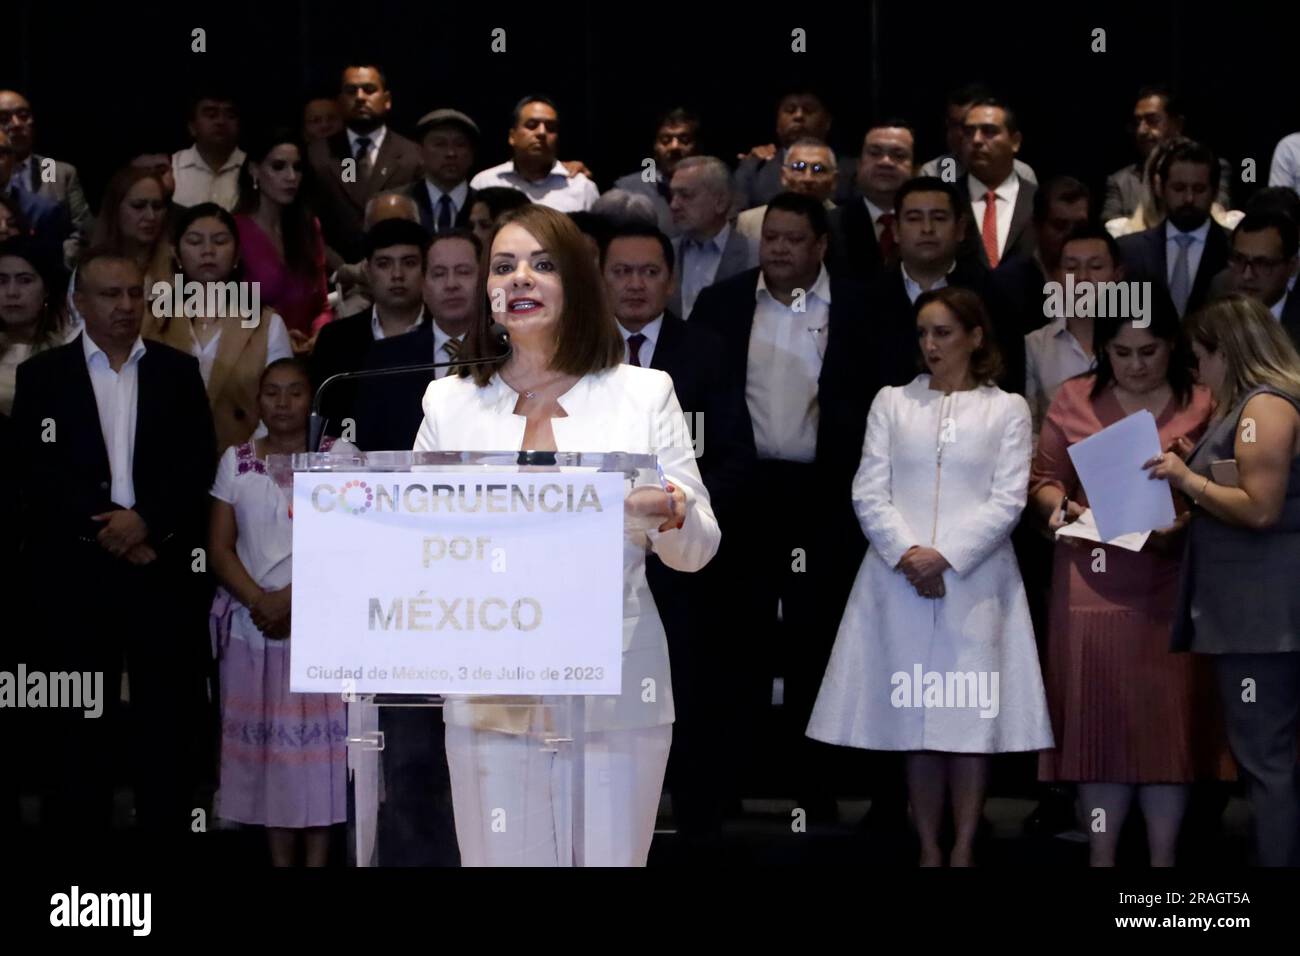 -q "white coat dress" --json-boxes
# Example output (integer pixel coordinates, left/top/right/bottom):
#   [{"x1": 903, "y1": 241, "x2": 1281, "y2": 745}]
[{"x1": 807, "y1": 375, "x2": 1054, "y2": 753}]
